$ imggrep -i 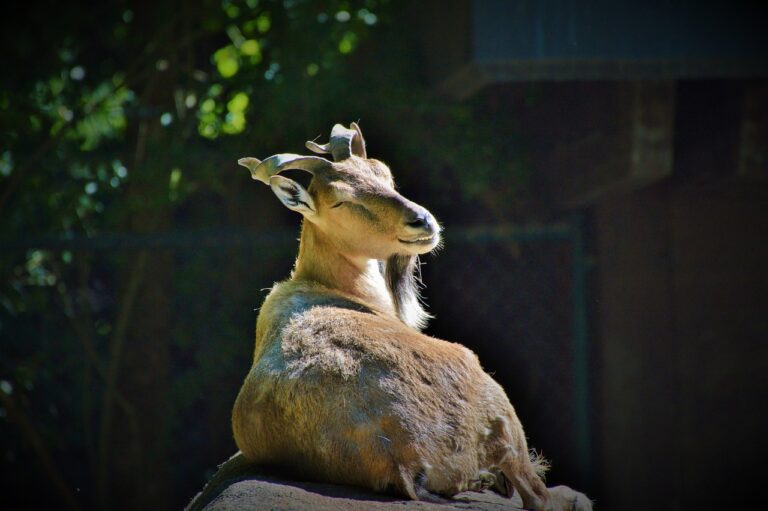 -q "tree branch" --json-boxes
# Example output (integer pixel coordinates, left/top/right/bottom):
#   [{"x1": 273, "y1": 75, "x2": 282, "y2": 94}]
[{"x1": 95, "y1": 249, "x2": 149, "y2": 506}]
